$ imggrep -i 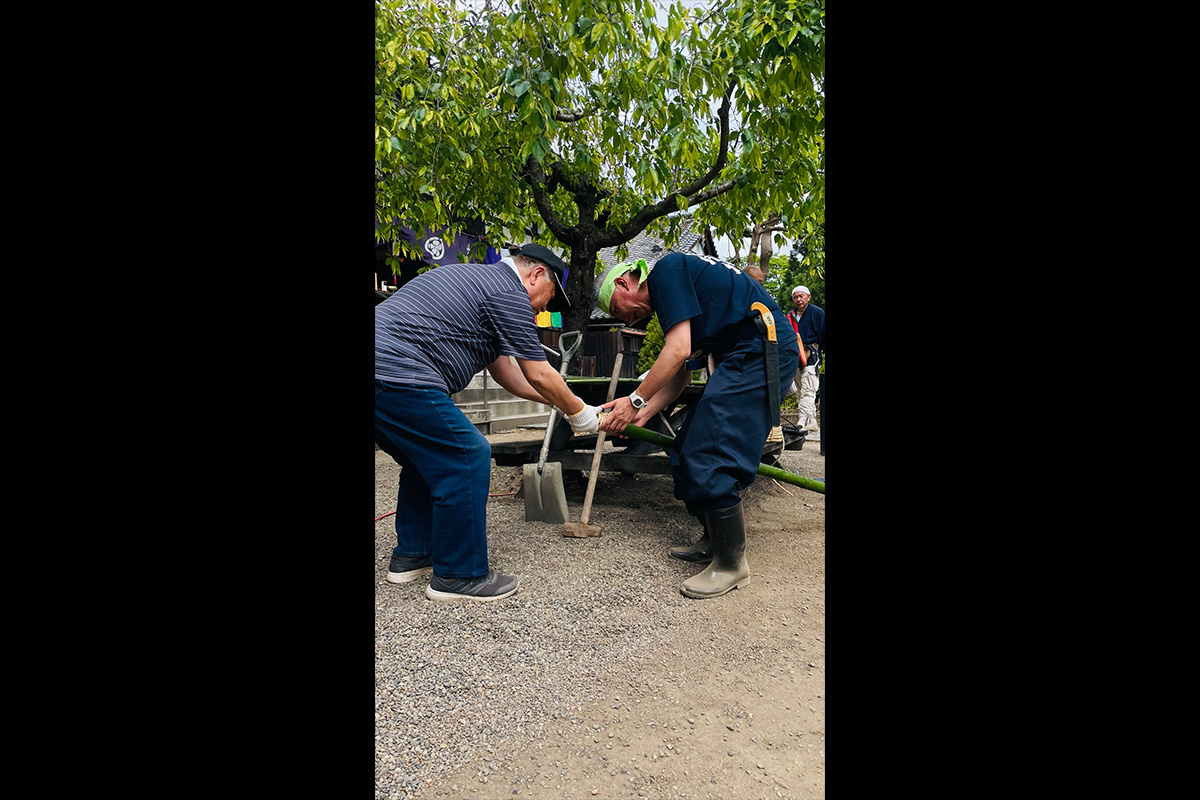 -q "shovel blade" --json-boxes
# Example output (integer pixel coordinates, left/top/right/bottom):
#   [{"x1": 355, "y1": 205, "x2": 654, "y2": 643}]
[{"x1": 522, "y1": 461, "x2": 569, "y2": 523}]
